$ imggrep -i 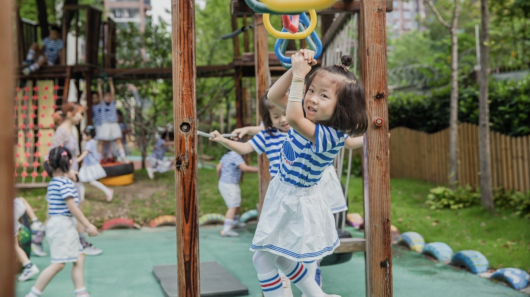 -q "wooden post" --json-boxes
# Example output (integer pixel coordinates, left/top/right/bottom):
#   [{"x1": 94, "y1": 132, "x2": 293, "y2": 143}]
[
  {"x1": 171, "y1": 0, "x2": 200, "y2": 296},
  {"x1": 86, "y1": 74, "x2": 93, "y2": 125},
  {"x1": 234, "y1": 67, "x2": 244, "y2": 129},
  {"x1": 231, "y1": 15, "x2": 241, "y2": 58},
  {"x1": 359, "y1": 0, "x2": 393, "y2": 296},
  {"x1": 0, "y1": 0, "x2": 15, "y2": 295},
  {"x1": 253, "y1": 14, "x2": 271, "y2": 213}
]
